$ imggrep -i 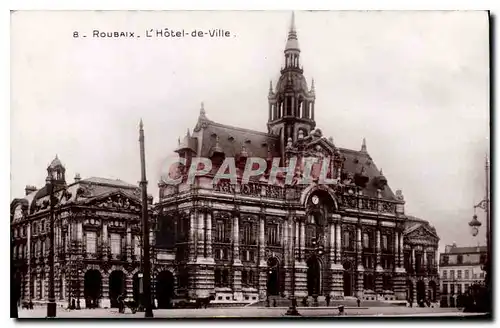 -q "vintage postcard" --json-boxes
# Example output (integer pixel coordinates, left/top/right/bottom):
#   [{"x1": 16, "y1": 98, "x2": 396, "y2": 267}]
[{"x1": 10, "y1": 10, "x2": 491, "y2": 319}]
